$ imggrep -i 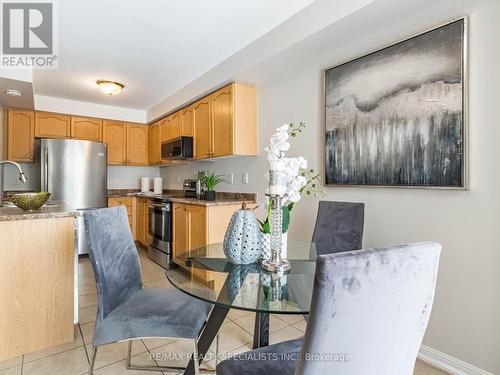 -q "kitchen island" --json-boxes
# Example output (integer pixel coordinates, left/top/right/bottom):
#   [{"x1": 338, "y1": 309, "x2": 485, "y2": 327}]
[{"x1": 0, "y1": 202, "x2": 77, "y2": 361}]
